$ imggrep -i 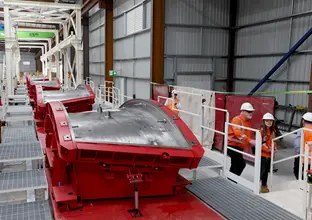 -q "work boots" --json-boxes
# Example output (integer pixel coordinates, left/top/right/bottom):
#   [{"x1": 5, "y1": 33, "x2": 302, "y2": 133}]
[{"x1": 260, "y1": 185, "x2": 270, "y2": 193}]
